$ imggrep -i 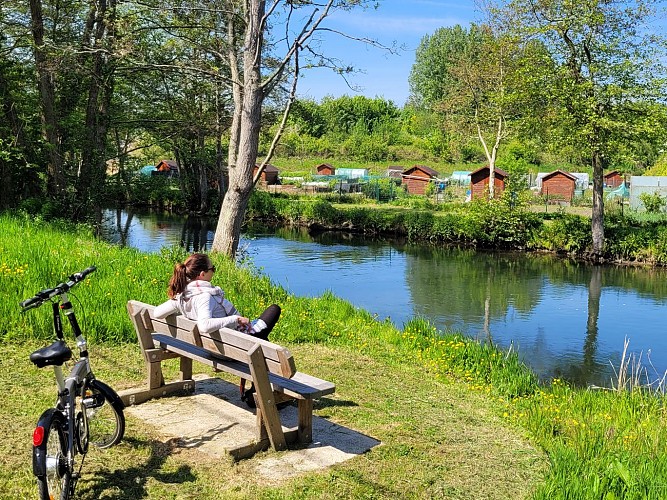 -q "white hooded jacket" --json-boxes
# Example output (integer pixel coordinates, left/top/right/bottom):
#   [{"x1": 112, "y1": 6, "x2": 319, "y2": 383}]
[{"x1": 154, "y1": 280, "x2": 241, "y2": 334}]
